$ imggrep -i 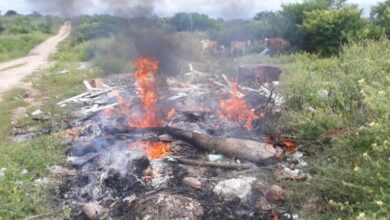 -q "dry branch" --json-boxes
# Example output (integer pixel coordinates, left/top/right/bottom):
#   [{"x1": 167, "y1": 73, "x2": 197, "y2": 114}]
[{"x1": 166, "y1": 127, "x2": 278, "y2": 163}]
